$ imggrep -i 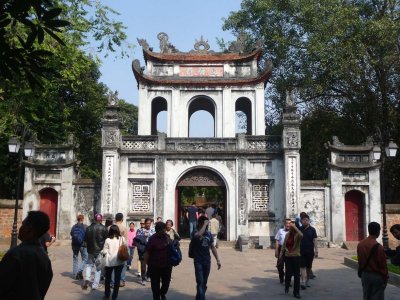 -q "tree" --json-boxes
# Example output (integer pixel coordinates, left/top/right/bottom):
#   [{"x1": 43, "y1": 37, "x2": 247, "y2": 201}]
[
  {"x1": 224, "y1": 0, "x2": 400, "y2": 188},
  {"x1": 0, "y1": 1, "x2": 136, "y2": 198},
  {"x1": 0, "y1": 0, "x2": 69, "y2": 86},
  {"x1": 0, "y1": 0, "x2": 130, "y2": 89}
]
